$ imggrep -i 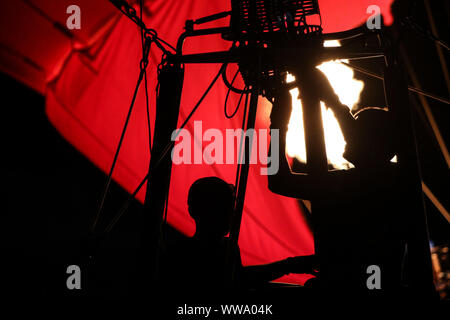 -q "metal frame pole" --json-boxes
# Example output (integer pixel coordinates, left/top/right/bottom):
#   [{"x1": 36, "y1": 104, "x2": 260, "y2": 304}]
[
  {"x1": 136, "y1": 59, "x2": 184, "y2": 289},
  {"x1": 383, "y1": 46, "x2": 436, "y2": 296},
  {"x1": 228, "y1": 55, "x2": 262, "y2": 284}
]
